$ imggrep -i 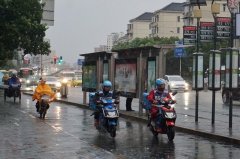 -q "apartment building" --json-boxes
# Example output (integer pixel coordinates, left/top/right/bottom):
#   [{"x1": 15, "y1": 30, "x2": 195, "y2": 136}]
[
  {"x1": 183, "y1": 0, "x2": 230, "y2": 26},
  {"x1": 94, "y1": 45, "x2": 108, "y2": 52},
  {"x1": 127, "y1": 12, "x2": 154, "y2": 41},
  {"x1": 150, "y1": 3, "x2": 185, "y2": 39},
  {"x1": 41, "y1": 0, "x2": 55, "y2": 26},
  {"x1": 107, "y1": 32, "x2": 125, "y2": 51}
]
